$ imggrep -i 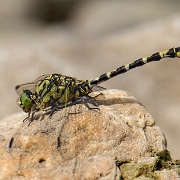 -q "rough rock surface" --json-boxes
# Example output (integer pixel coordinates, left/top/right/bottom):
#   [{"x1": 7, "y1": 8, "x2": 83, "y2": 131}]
[{"x1": 0, "y1": 89, "x2": 179, "y2": 180}]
